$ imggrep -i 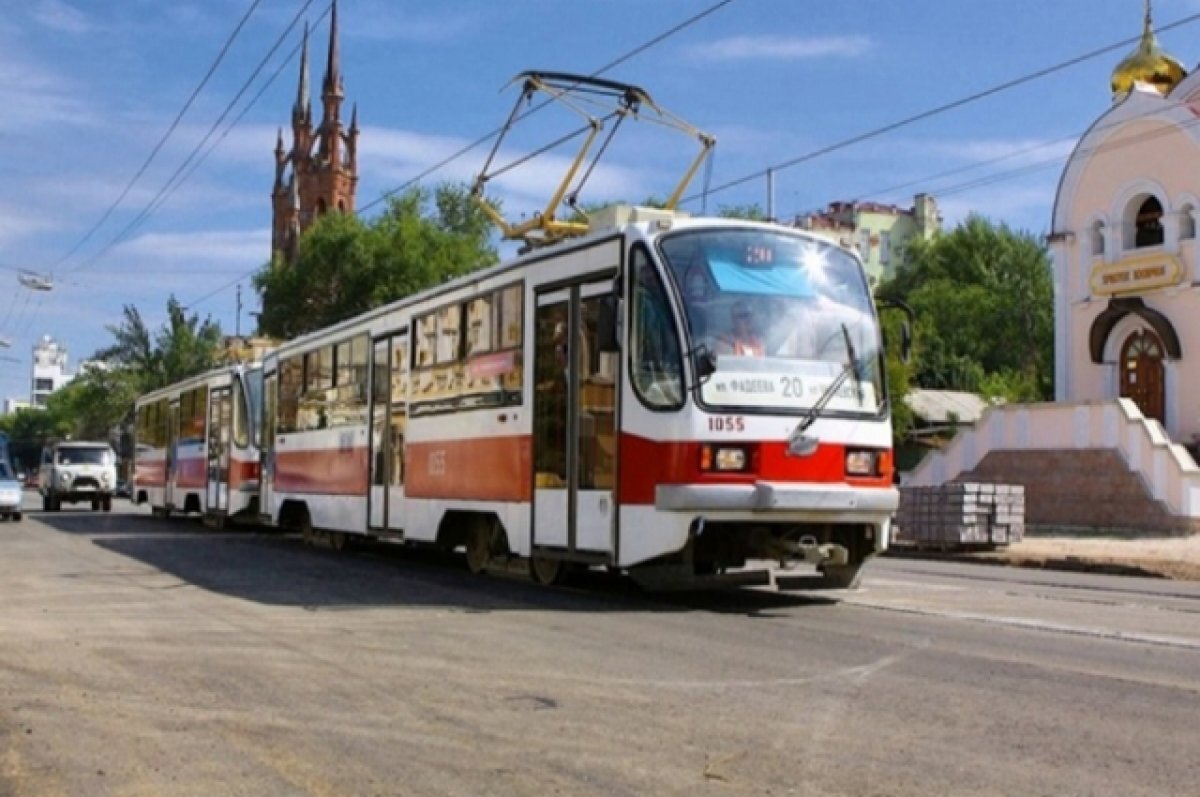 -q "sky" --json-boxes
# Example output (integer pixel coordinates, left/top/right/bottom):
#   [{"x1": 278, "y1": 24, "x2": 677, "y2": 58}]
[{"x1": 0, "y1": 0, "x2": 1197, "y2": 404}]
